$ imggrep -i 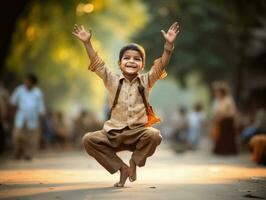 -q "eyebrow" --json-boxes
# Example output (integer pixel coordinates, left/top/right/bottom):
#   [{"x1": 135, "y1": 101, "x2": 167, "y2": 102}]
[{"x1": 123, "y1": 55, "x2": 142, "y2": 59}]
